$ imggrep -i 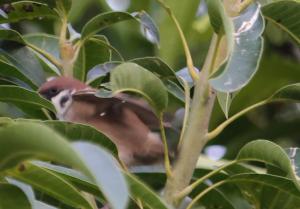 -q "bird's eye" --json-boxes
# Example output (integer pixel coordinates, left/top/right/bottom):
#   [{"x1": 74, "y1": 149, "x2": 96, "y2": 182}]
[{"x1": 49, "y1": 88, "x2": 59, "y2": 94}]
